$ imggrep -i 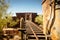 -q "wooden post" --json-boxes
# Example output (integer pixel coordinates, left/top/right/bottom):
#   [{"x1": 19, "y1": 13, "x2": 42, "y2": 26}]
[
  {"x1": 18, "y1": 28, "x2": 26, "y2": 40},
  {"x1": 29, "y1": 14, "x2": 32, "y2": 21},
  {"x1": 19, "y1": 18, "x2": 25, "y2": 40},
  {"x1": 25, "y1": 14, "x2": 27, "y2": 22}
]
